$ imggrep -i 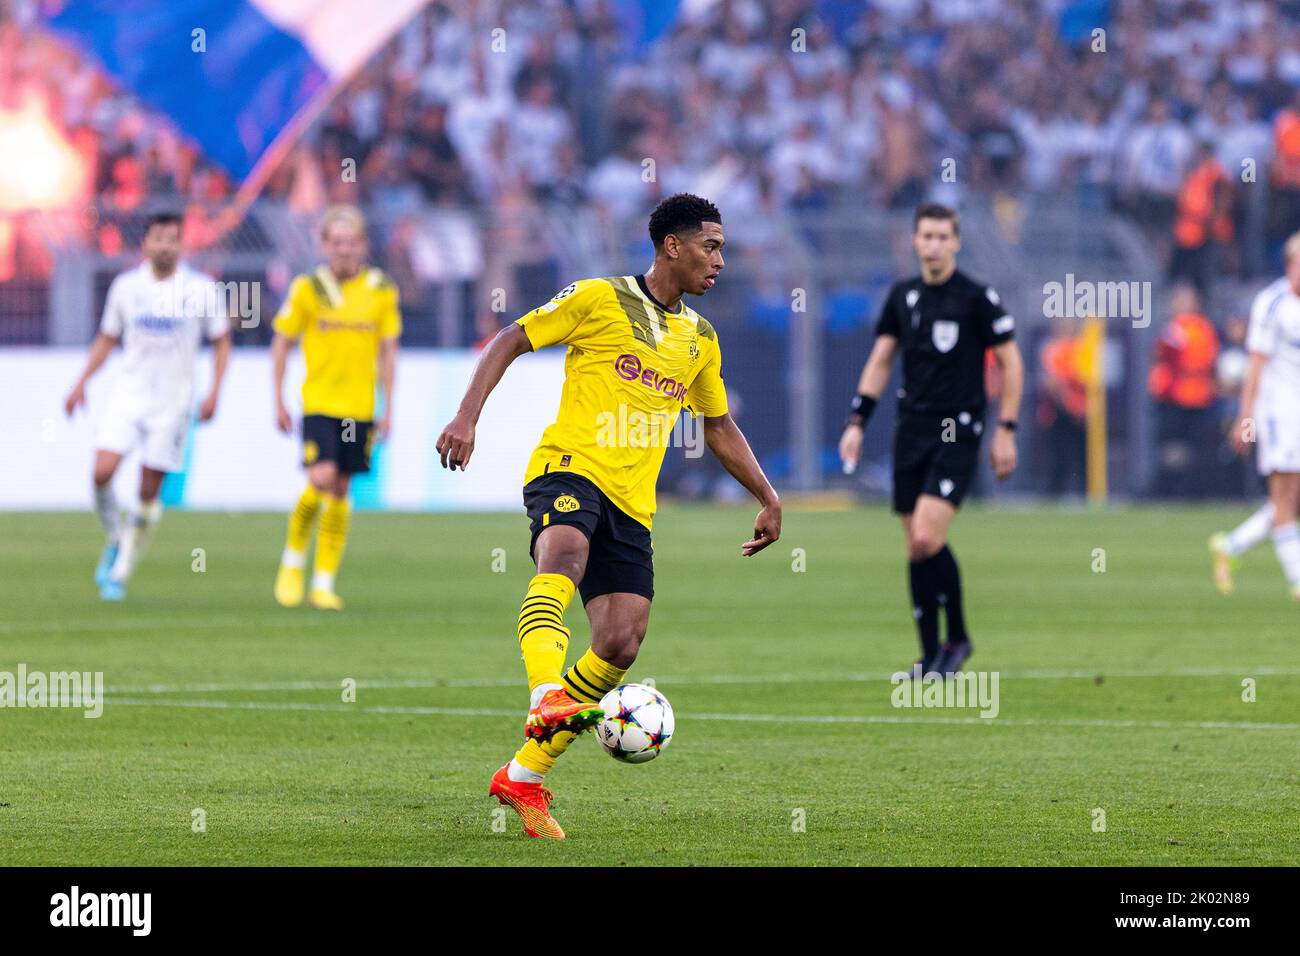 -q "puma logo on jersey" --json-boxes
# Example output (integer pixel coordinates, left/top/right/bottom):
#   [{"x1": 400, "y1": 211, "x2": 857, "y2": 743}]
[{"x1": 939, "y1": 479, "x2": 955, "y2": 497}]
